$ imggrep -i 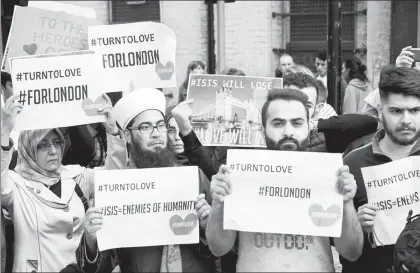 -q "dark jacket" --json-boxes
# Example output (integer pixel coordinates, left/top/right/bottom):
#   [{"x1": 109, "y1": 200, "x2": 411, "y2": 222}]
[
  {"x1": 320, "y1": 114, "x2": 378, "y2": 153},
  {"x1": 61, "y1": 125, "x2": 96, "y2": 167},
  {"x1": 183, "y1": 114, "x2": 378, "y2": 171},
  {"x1": 308, "y1": 131, "x2": 327, "y2": 152},
  {"x1": 341, "y1": 130, "x2": 420, "y2": 273}
]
